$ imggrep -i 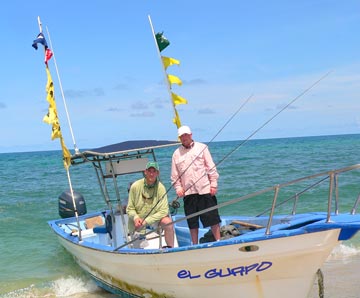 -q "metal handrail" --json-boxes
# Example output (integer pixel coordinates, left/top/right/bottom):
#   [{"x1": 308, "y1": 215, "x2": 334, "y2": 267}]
[
  {"x1": 174, "y1": 164, "x2": 360, "y2": 234},
  {"x1": 114, "y1": 163, "x2": 360, "y2": 250}
]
